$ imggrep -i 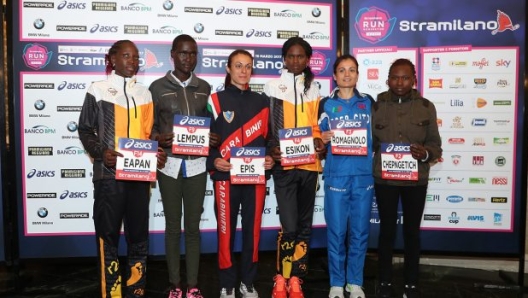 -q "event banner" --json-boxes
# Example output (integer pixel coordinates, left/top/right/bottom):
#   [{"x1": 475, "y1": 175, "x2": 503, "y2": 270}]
[
  {"x1": 14, "y1": 0, "x2": 337, "y2": 243},
  {"x1": 349, "y1": 0, "x2": 525, "y2": 252}
]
